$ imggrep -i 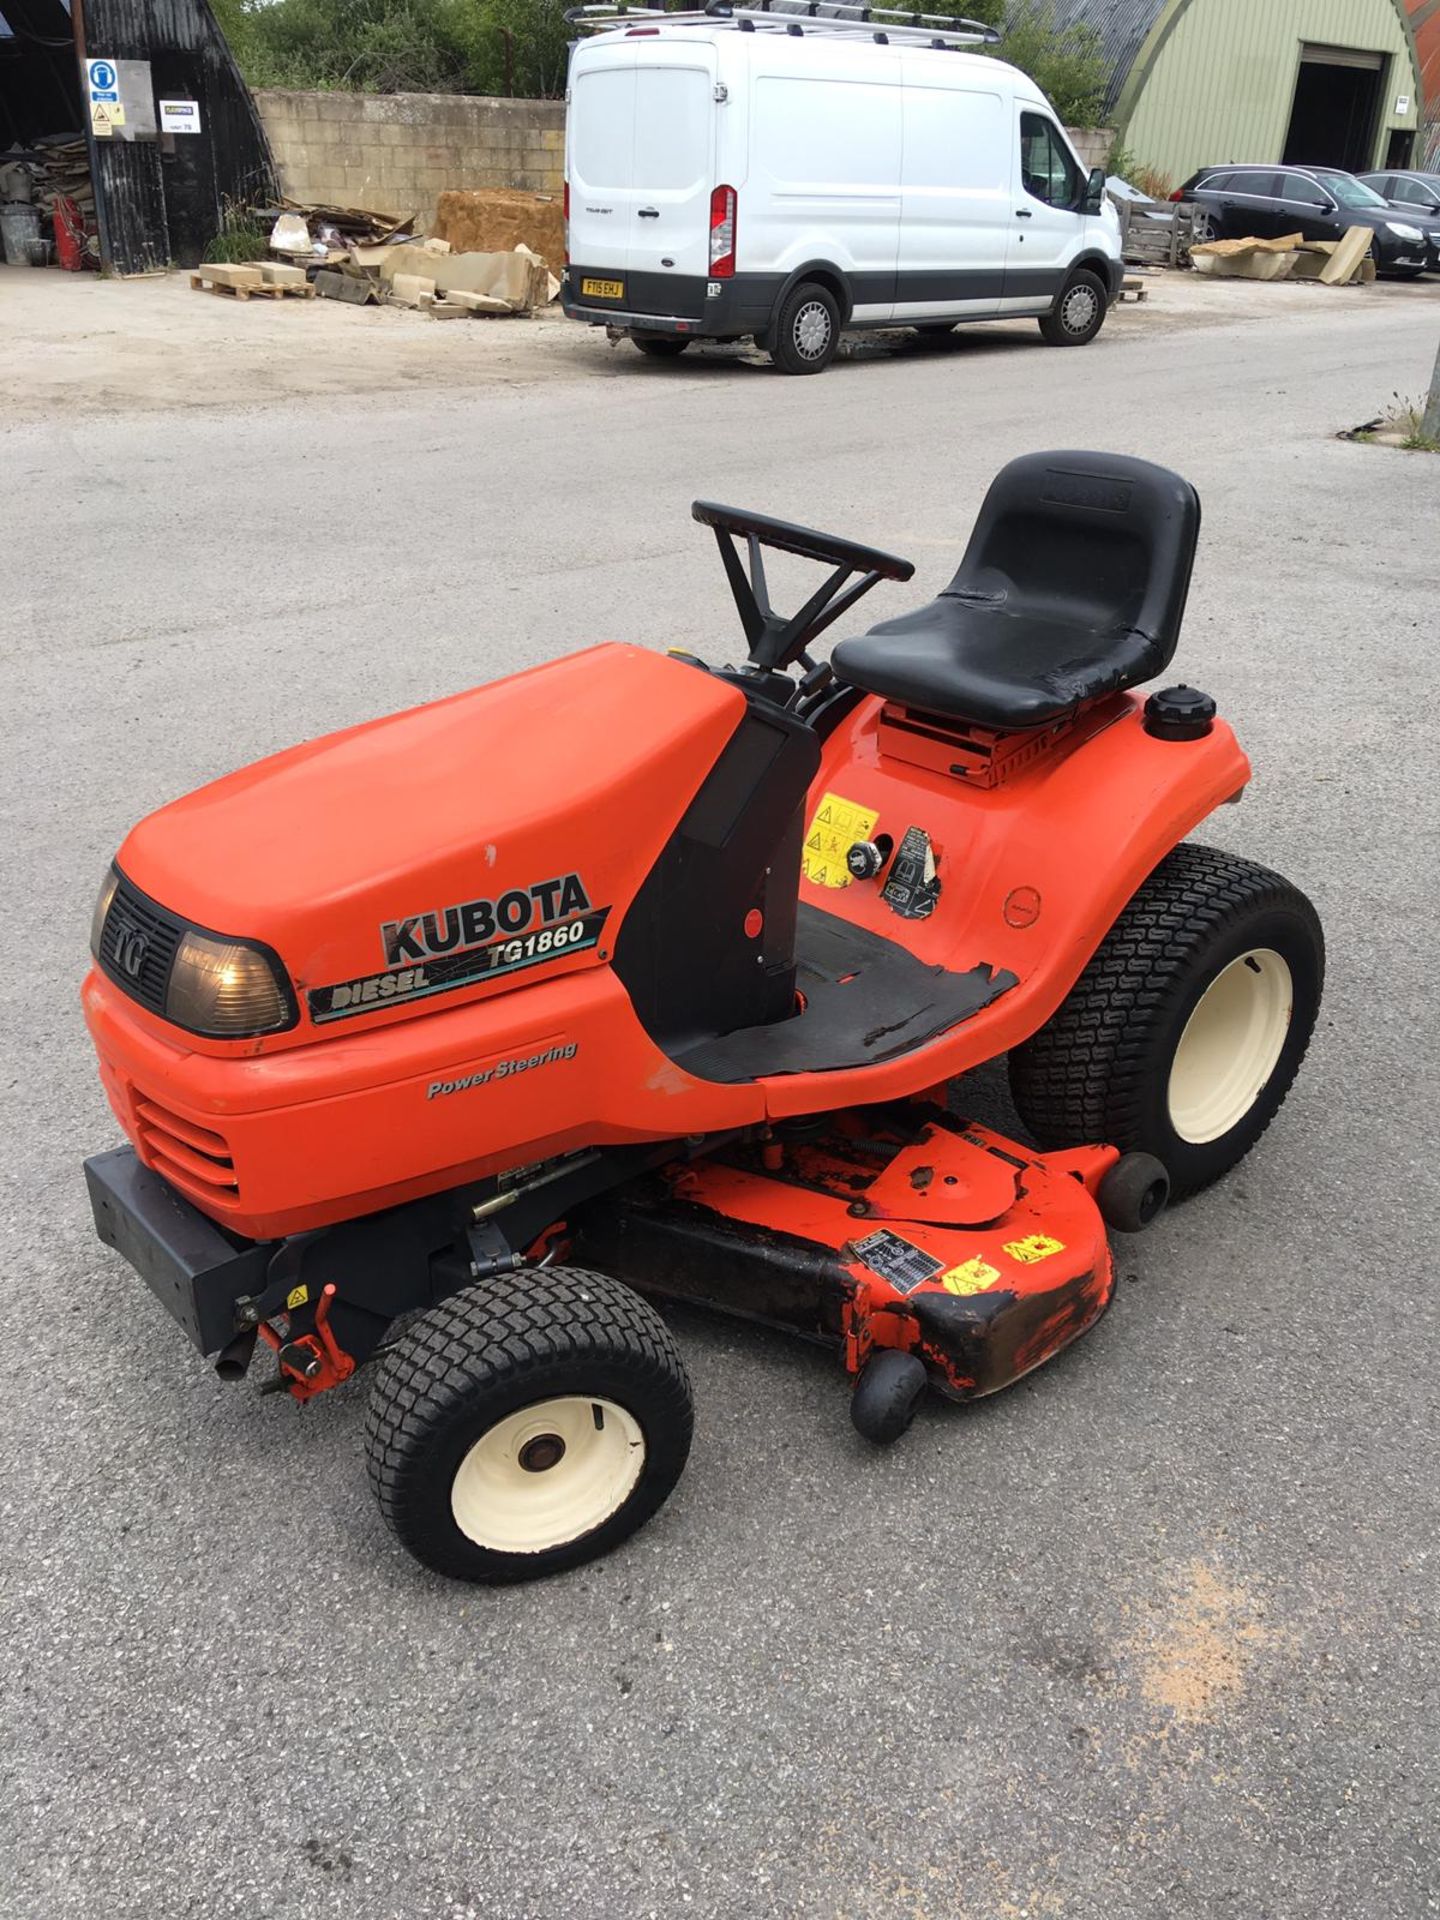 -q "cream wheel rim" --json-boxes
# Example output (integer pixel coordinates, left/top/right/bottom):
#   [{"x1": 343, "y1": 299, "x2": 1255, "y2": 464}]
[
  {"x1": 1167, "y1": 948, "x2": 1293, "y2": 1145},
  {"x1": 450, "y1": 1396, "x2": 645, "y2": 1553}
]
